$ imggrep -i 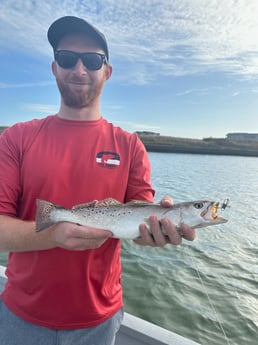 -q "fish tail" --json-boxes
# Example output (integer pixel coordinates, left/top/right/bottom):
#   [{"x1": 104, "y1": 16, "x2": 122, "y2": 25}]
[{"x1": 36, "y1": 199, "x2": 56, "y2": 232}]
